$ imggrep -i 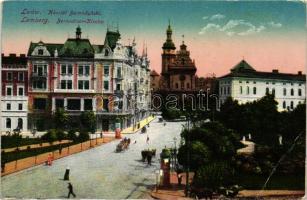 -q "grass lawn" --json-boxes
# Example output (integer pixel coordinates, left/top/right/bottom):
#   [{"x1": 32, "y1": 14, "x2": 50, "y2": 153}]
[{"x1": 236, "y1": 173, "x2": 305, "y2": 190}]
